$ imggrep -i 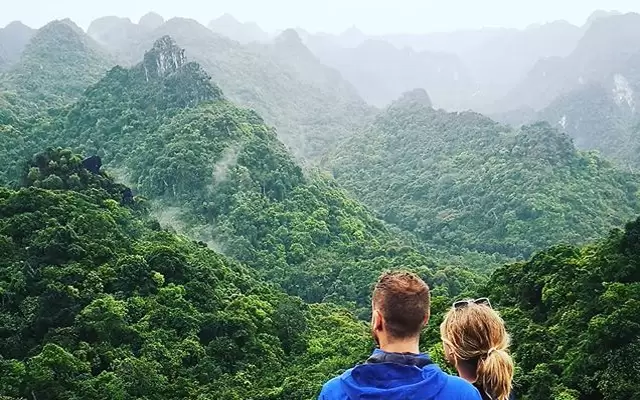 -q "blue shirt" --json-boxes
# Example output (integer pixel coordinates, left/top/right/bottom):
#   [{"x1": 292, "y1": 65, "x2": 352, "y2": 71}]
[{"x1": 319, "y1": 349, "x2": 482, "y2": 400}]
